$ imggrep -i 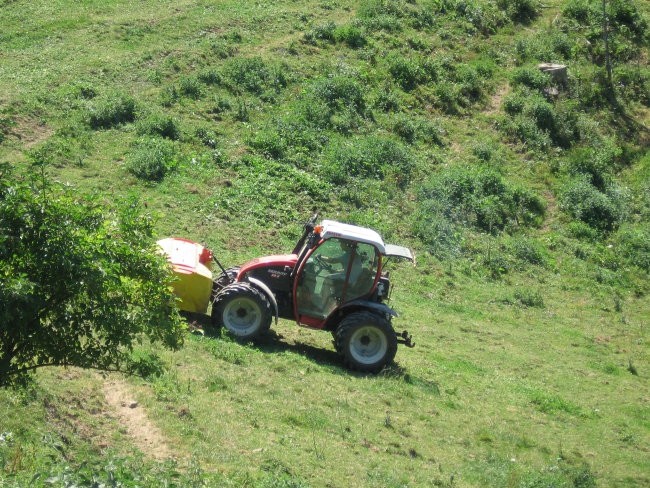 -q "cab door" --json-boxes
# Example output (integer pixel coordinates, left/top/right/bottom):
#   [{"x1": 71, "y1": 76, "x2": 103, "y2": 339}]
[{"x1": 294, "y1": 238, "x2": 379, "y2": 326}]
